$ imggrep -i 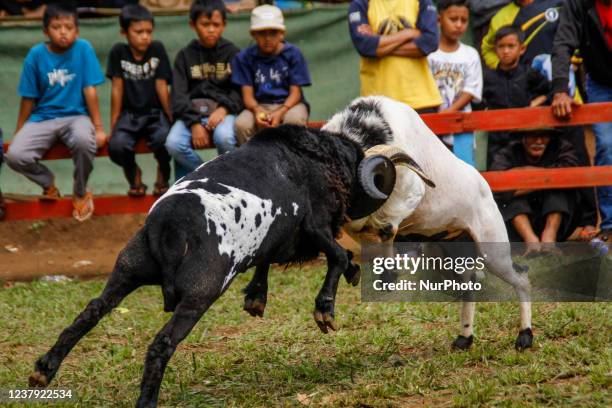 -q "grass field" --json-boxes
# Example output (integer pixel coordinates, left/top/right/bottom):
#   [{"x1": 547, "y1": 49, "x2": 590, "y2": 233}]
[{"x1": 0, "y1": 264, "x2": 610, "y2": 407}]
